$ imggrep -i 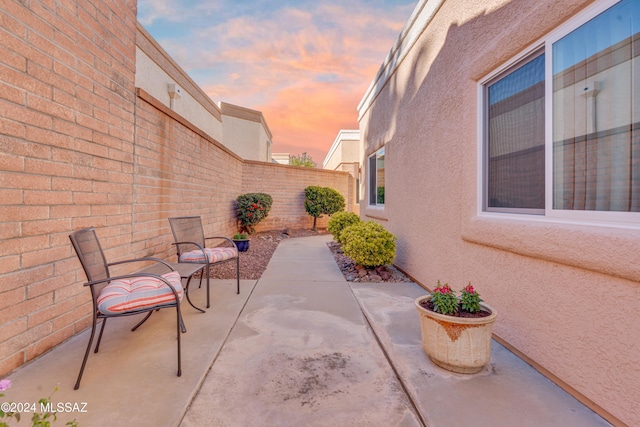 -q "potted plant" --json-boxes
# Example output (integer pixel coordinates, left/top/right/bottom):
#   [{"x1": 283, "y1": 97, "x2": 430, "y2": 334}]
[
  {"x1": 415, "y1": 282, "x2": 497, "y2": 374},
  {"x1": 232, "y1": 232, "x2": 250, "y2": 252}
]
